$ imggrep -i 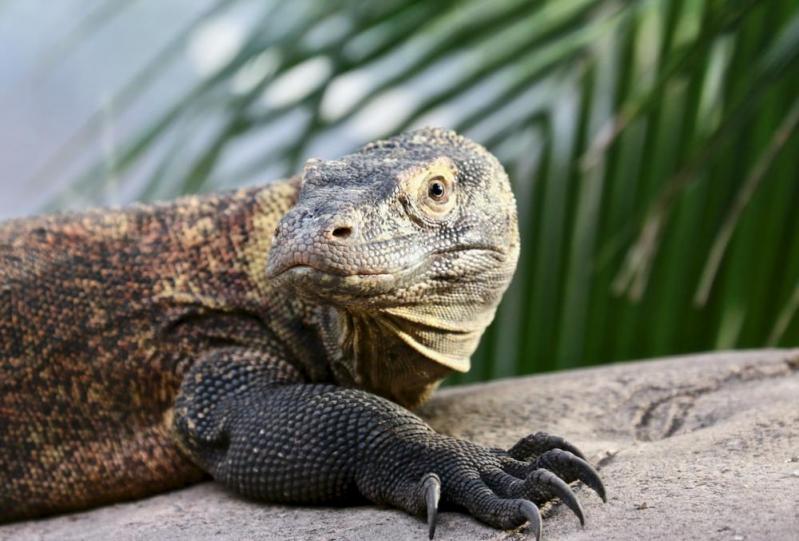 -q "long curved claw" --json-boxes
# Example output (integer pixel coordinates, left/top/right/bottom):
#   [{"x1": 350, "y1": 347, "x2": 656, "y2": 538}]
[
  {"x1": 536, "y1": 449, "x2": 607, "y2": 502},
  {"x1": 422, "y1": 473, "x2": 441, "y2": 539},
  {"x1": 518, "y1": 500, "x2": 542, "y2": 541},
  {"x1": 530, "y1": 469, "x2": 585, "y2": 526},
  {"x1": 509, "y1": 432, "x2": 588, "y2": 461}
]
